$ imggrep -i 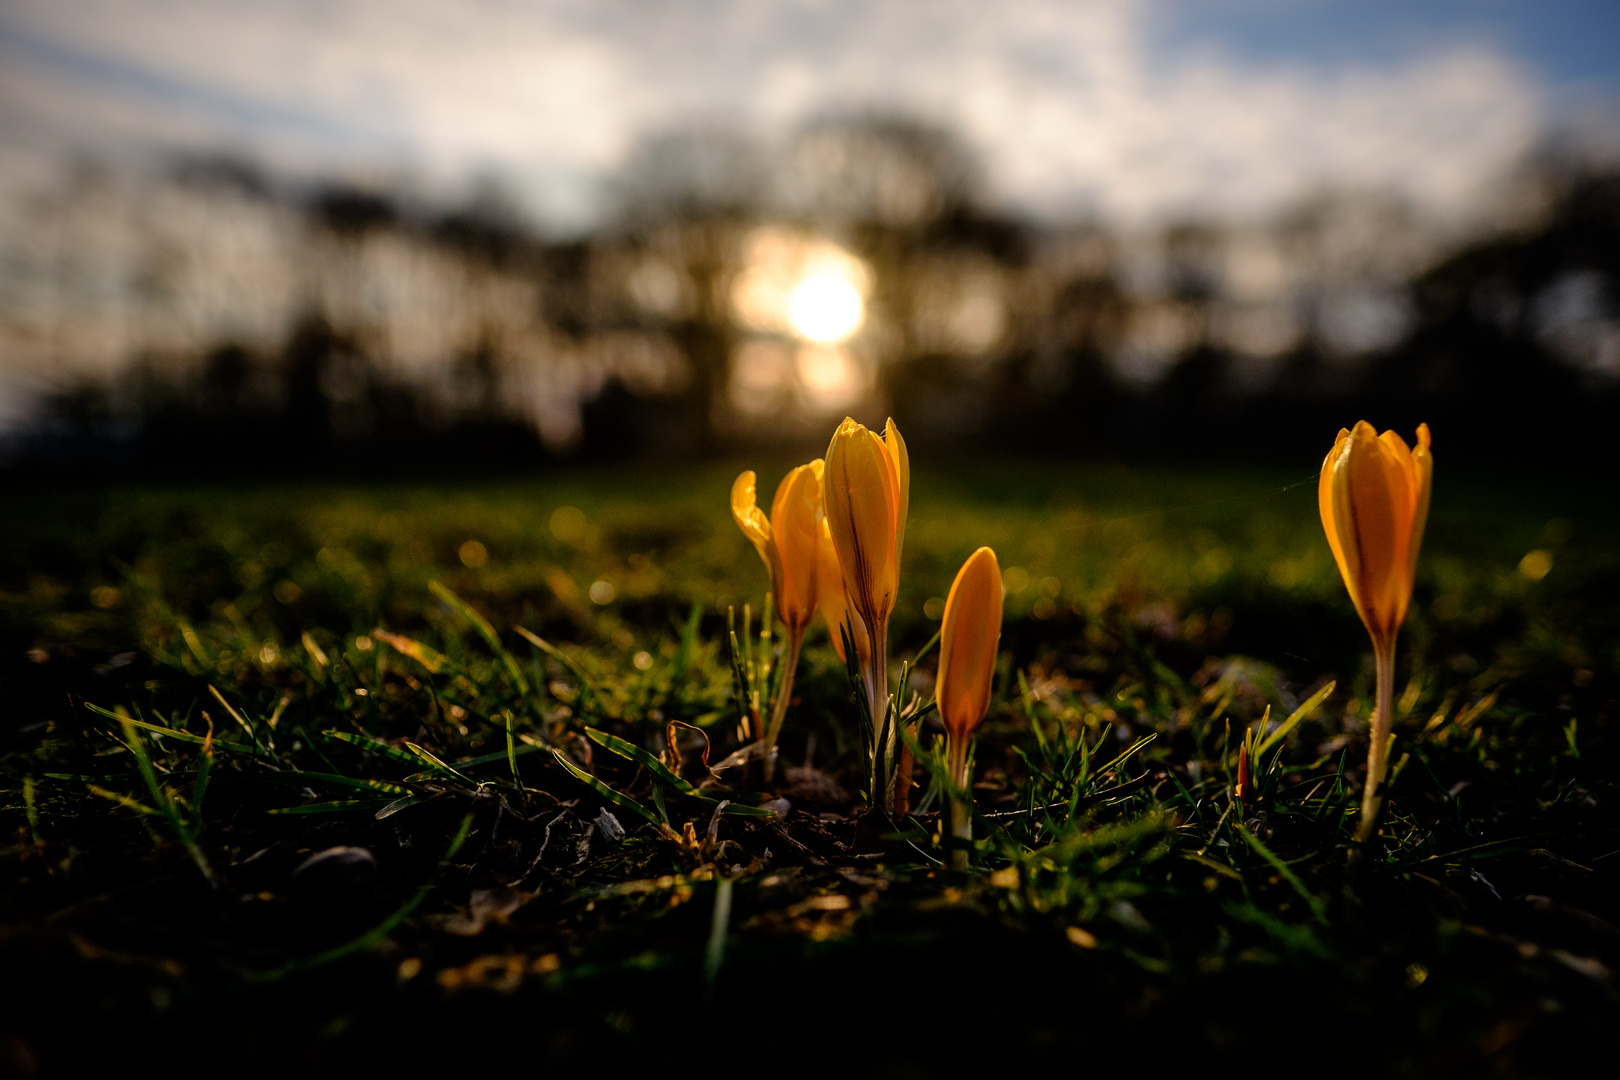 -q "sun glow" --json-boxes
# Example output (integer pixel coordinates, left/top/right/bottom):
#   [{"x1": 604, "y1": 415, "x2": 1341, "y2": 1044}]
[
  {"x1": 731, "y1": 227, "x2": 871, "y2": 343},
  {"x1": 789, "y1": 273, "x2": 864, "y2": 343},
  {"x1": 728, "y1": 228, "x2": 872, "y2": 413}
]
